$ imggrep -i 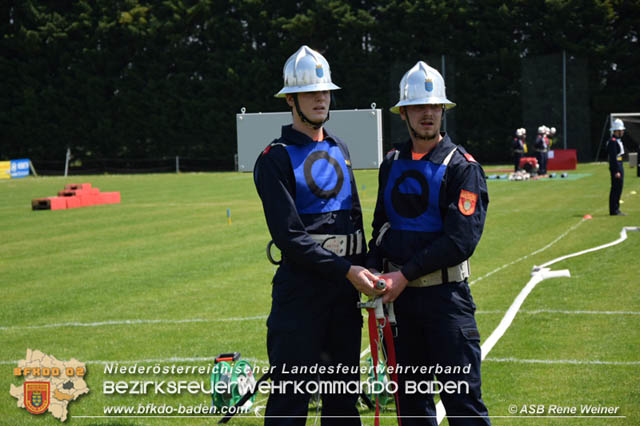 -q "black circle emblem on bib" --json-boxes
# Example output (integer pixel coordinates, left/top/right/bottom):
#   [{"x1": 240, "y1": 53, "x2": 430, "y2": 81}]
[
  {"x1": 391, "y1": 170, "x2": 430, "y2": 218},
  {"x1": 303, "y1": 150, "x2": 344, "y2": 199}
]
